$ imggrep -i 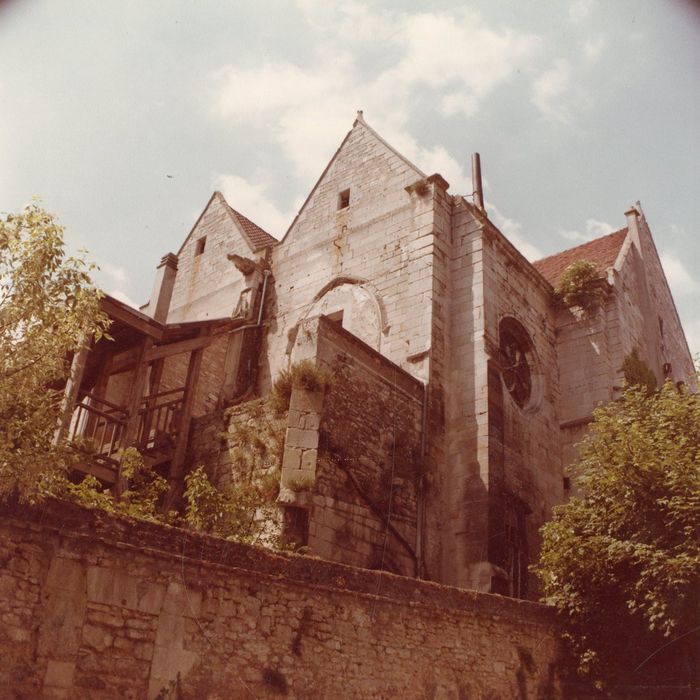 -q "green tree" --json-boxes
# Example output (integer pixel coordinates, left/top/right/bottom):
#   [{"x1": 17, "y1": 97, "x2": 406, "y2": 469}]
[
  {"x1": 536, "y1": 381, "x2": 700, "y2": 693},
  {"x1": 0, "y1": 202, "x2": 109, "y2": 501}
]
